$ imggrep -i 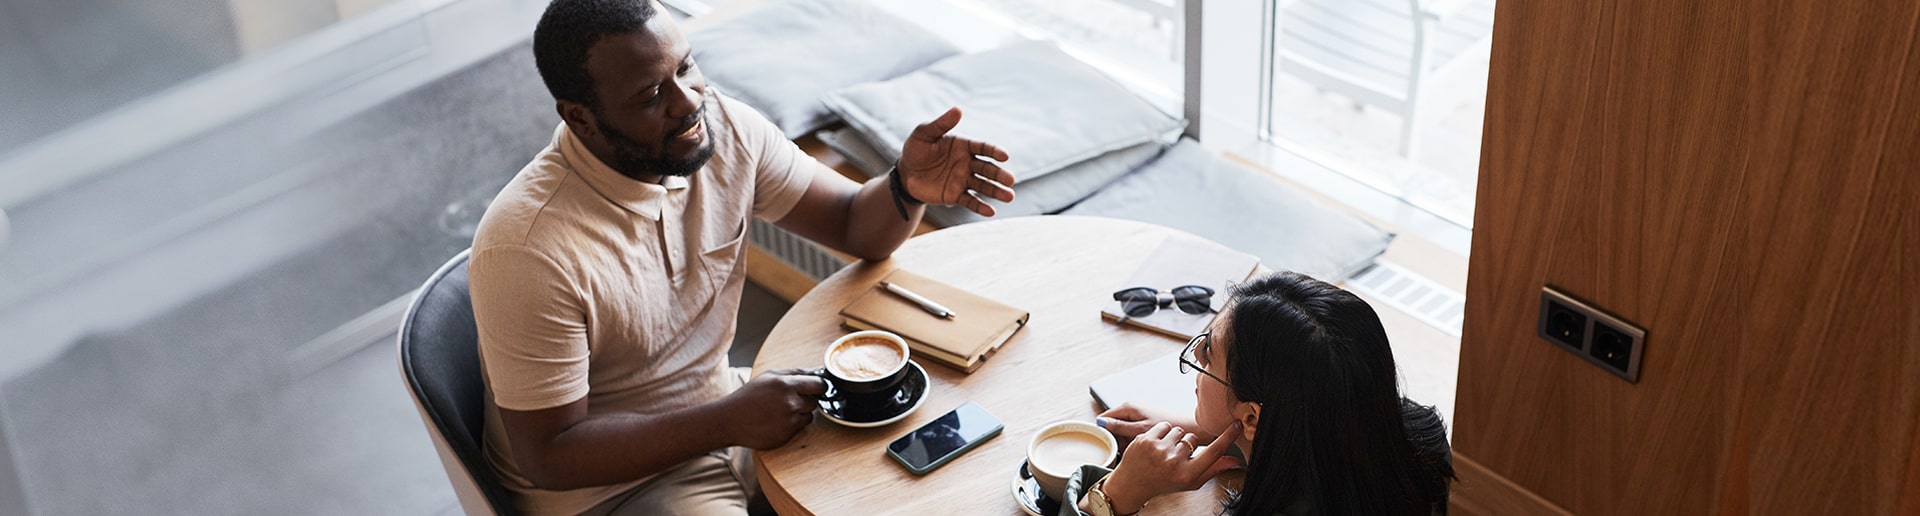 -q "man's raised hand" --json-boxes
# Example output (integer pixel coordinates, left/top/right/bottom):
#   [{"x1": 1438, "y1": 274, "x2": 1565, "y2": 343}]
[{"x1": 896, "y1": 107, "x2": 1017, "y2": 217}]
